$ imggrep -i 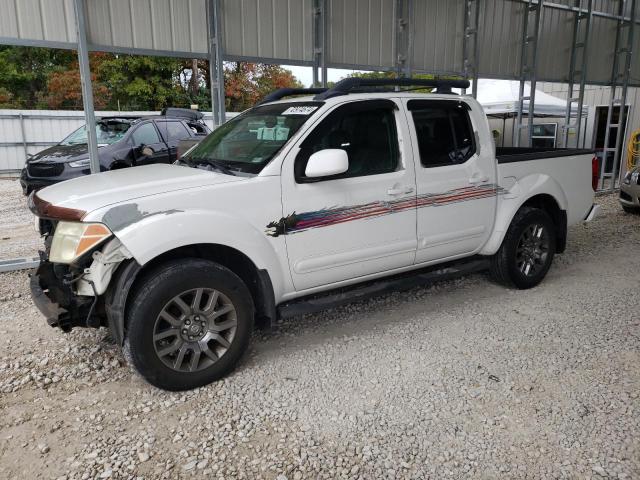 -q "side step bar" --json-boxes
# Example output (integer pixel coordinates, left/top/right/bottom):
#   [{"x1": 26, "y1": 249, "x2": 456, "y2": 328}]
[{"x1": 277, "y1": 258, "x2": 490, "y2": 319}]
